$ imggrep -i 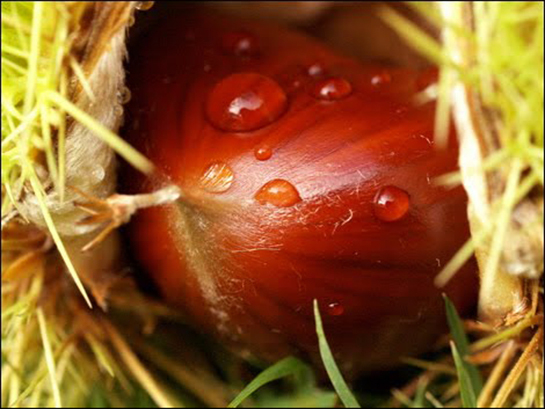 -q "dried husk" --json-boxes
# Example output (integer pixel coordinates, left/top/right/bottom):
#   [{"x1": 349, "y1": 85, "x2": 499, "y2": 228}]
[{"x1": 440, "y1": 2, "x2": 543, "y2": 326}]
